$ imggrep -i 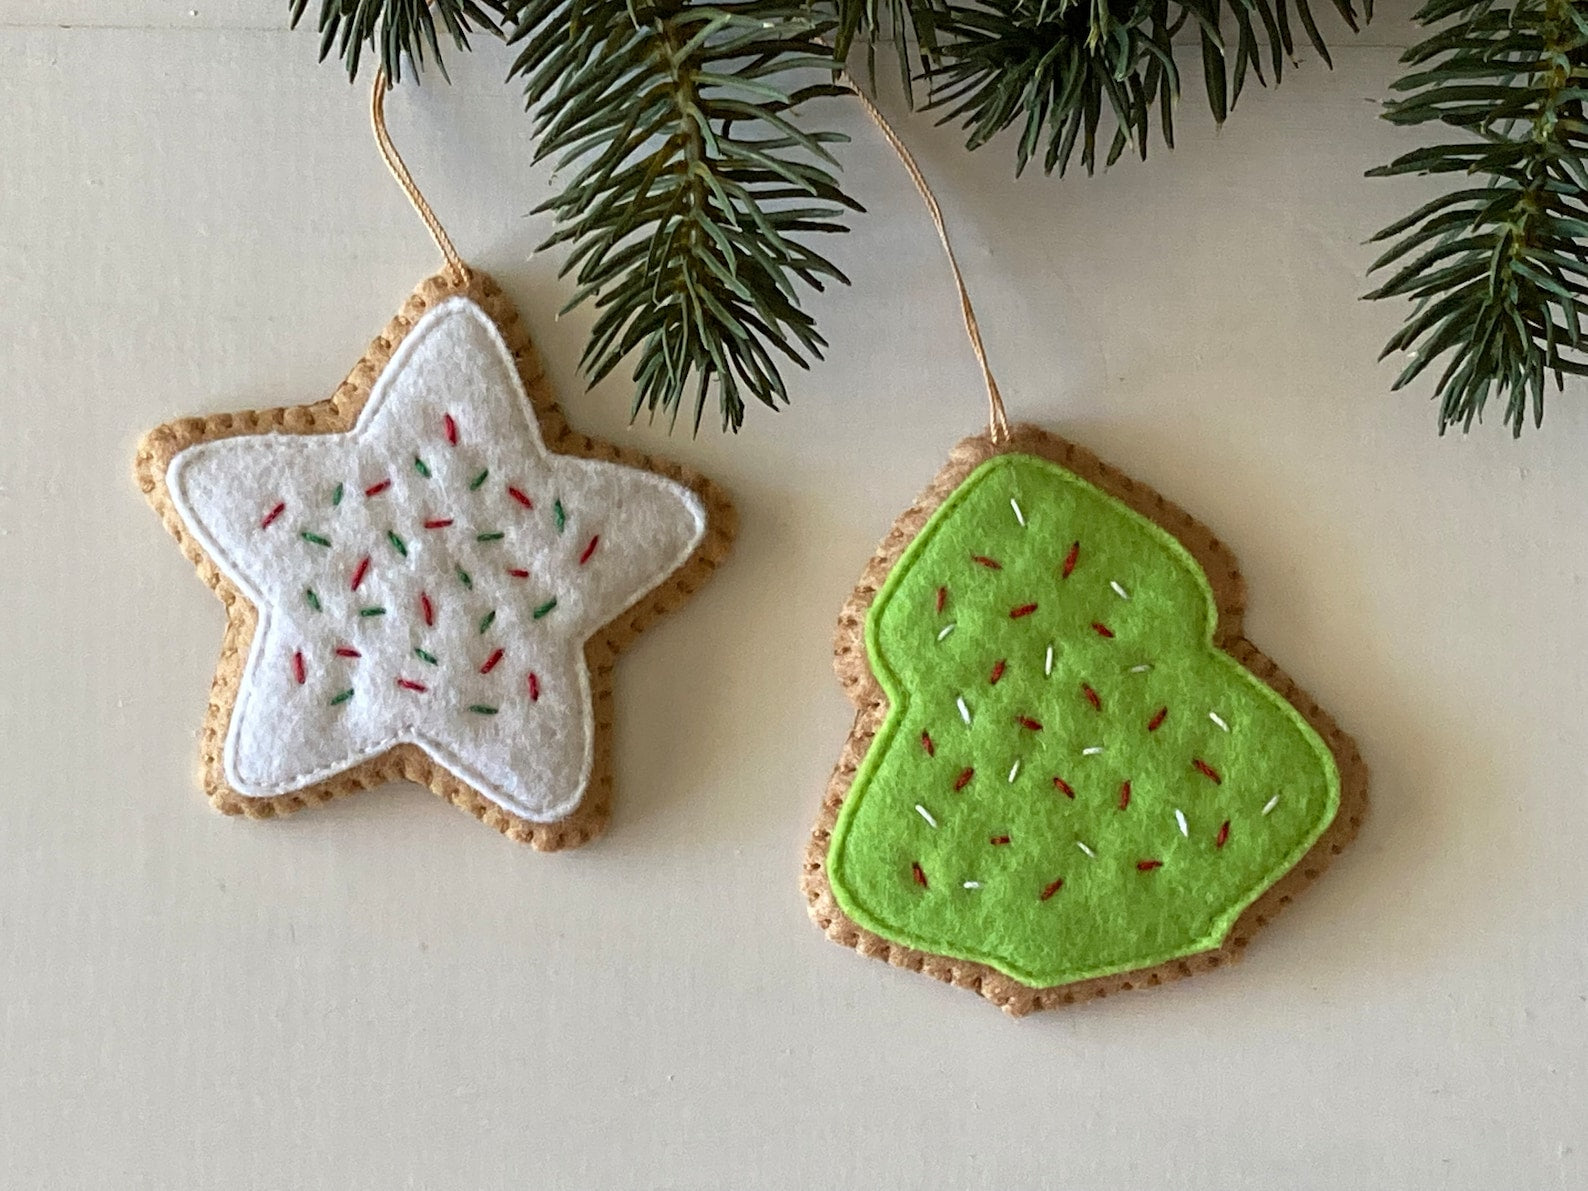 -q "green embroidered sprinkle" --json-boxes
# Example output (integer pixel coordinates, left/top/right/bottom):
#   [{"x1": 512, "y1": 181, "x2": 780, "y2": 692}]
[
  {"x1": 414, "y1": 647, "x2": 438, "y2": 665},
  {"x1": 553, "y1": 499, "x2": 566, "y2": 533},
  {"x1": 413, "y1": 456, "x2": 431, "y2": 478},
  {"x1": 469, "y1": 704, "x2": 499, "y2": 716},
  {"x1": 304, "y1": 588, "x2": 322, "y2": 612},
  {"x1": 533, "y1": 598, "x2": 558, "y2": 620},
  {"x1": 469, "y1": 468, "x2": 490, "y2": 491},
  {"x1": 332, "y1": 482, "x2": 344, "y2": 507},
  {"x1": 359, "y1": 606, "x2": 387, "y2": 618},
  {"x1": 387, "y1": 530, "x2": 409, "y2": 557},
  {"x1": 476, "y1": 531, "x2": 504, "y2": 542},
  {"x1": 478, "y1": 609, "x2": 496, "y2": 634},
  {"x1": 456, "y1": 565, "x2": 473, "y2": 589},
  {"x1": 329, "y1": 688, "x2": 354, "y2": 706},
  {"x1": 300, "y1": 531, "x2": 332, "y2": 548}
]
